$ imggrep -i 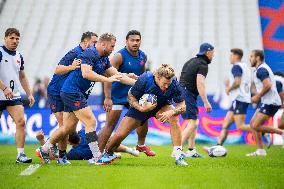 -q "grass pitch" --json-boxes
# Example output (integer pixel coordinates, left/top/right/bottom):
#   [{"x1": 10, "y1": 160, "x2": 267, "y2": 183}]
[{"x1": 0, "y1": 144, "x2": 283, "y2": 189}]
